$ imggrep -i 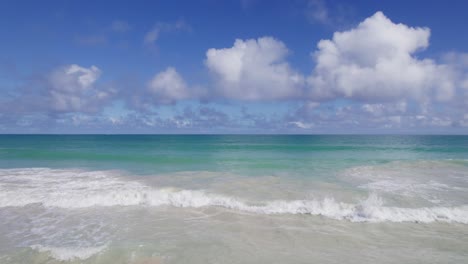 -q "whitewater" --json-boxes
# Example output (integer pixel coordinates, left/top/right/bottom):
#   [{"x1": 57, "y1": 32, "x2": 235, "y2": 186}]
[{"x1": 1, "y1": 168, "x2": 467, "y2": 224}]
